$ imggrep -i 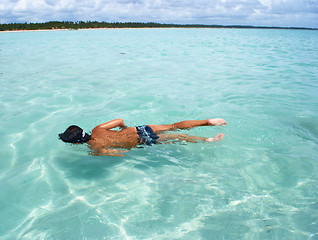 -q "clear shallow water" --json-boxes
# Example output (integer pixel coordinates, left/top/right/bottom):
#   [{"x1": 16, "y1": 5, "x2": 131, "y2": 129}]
[{"x1": 1, "y1": 28, "x2": 318, "y2": 239}]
